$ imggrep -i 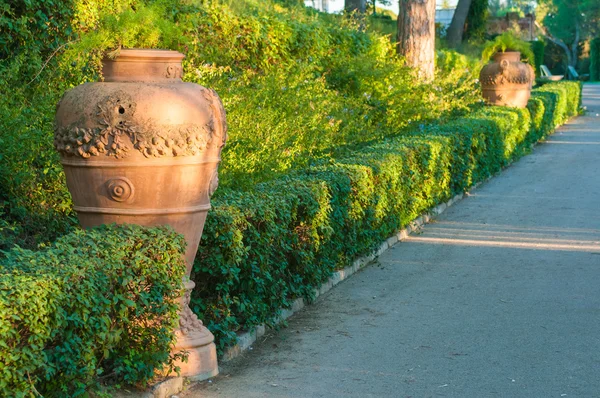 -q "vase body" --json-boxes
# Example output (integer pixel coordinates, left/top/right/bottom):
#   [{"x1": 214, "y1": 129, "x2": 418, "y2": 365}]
[
  {"x1": 479, "y1": 51, "x2": 535, "y2": 108},
  {"x1": 54, "y1": 49, "x2": 226, "y2": 379}
]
